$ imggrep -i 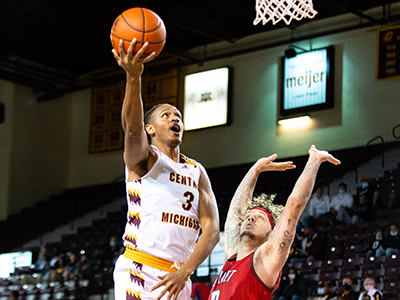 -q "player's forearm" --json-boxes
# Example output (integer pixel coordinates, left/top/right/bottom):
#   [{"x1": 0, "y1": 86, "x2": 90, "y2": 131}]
[
  {"x1": 287, "y1": 155, "x2": 322, "y2": 215},
  {"x1": 180, "y1": 220, "x2": 220, "y2": 278},
  {"x1": 121, "y1": 75, "x2": 144, "y2": 133},
  {"x1": 228, "y1": 164, "x2": 261, "y2": 219},
  {"x1": 224, "y1": 164, "x2": 260, "y2": 253}
]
